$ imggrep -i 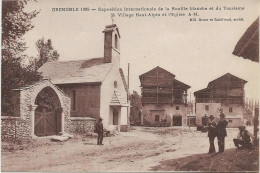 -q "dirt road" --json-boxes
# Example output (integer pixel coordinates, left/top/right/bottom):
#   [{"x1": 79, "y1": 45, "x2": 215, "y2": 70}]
[{"x1": 1, "y1": 126, "x2": 254, "y2": 172}]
